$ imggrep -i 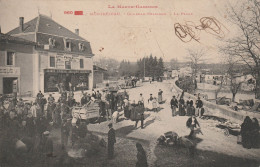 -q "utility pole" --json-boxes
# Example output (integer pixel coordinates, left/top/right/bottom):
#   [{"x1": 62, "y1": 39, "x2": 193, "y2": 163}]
[{"x1": 144, "y1": 58, "x2": 145, "y2": 79}]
